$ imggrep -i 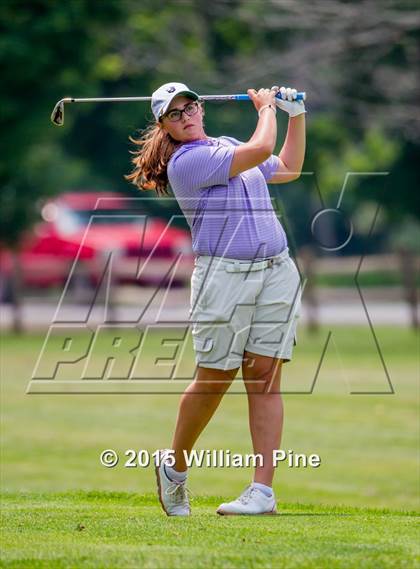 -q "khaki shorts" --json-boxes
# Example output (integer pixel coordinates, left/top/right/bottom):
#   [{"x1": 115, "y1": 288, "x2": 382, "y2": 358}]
[{"x1": 189, "y1": 248, "x2": 302, "y2": 370}]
